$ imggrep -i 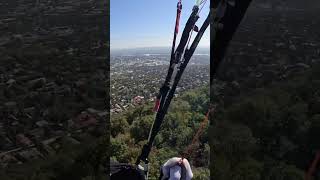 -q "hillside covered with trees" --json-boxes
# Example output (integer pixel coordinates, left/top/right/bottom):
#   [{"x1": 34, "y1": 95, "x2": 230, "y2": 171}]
[
  {"x1": 210, "y1": 63, "x2": 320, "y2": 179},
  {"x1": 109, "y1": 64, "x2": 320, "y2": 180},
  {"x1": 110, "y1": 86, "x2": 210, "y2": 180}
]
